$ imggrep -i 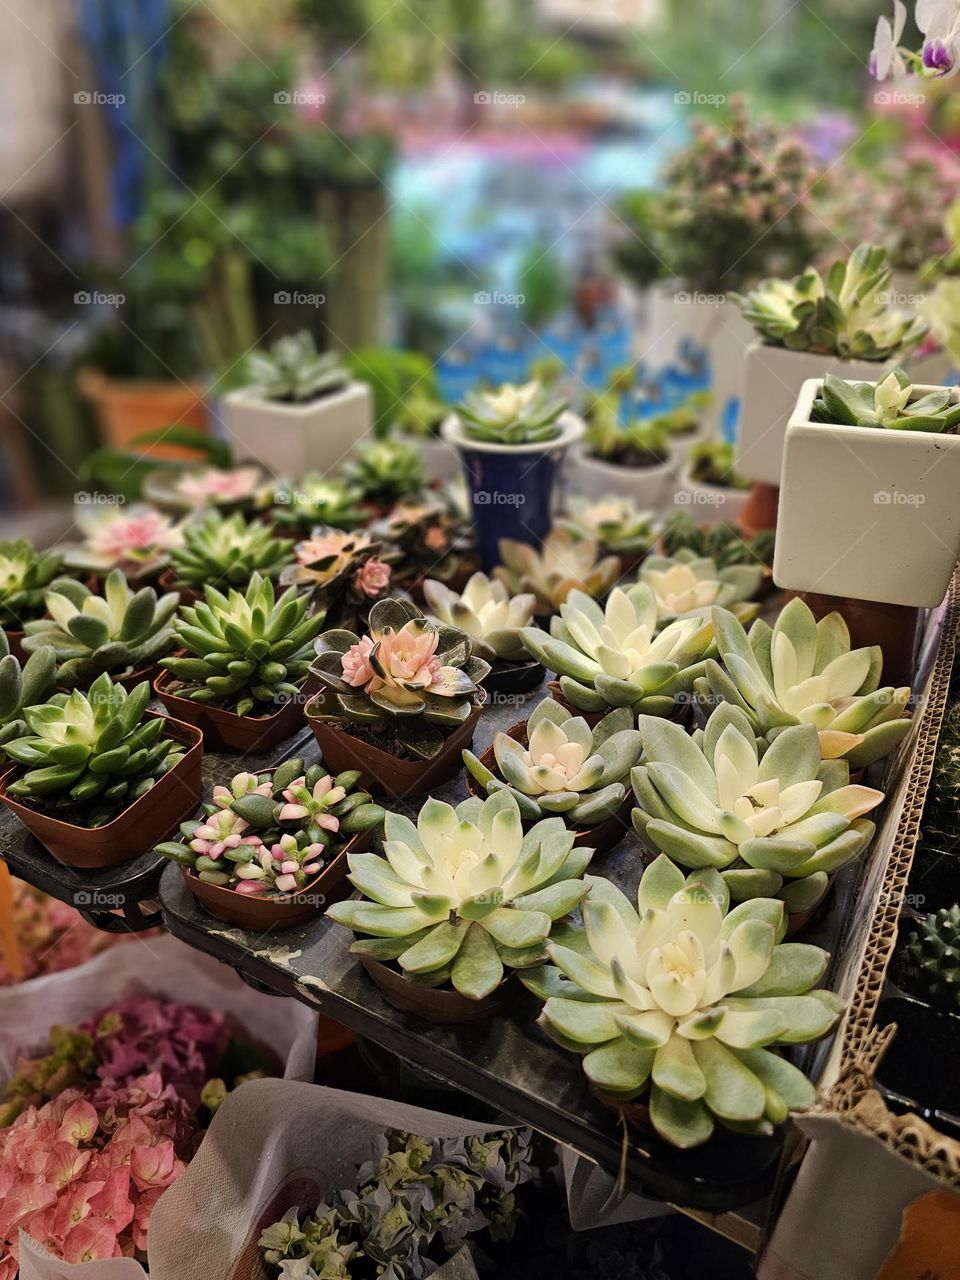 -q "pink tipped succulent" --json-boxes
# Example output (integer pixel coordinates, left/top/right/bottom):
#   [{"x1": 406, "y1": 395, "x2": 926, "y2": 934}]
[
  {"x1": 189, "y1": 811, "x2": 259, "y2": 861},
  {"x1": 212, "y1": 773, "x2": 272, "y2": 808},
  {"x1": 82, "y1": 505, "x2": 183, "y2": 569},
  {"x1": 278, "y1": 775, "x2": 344, "y2": 829},
  {"x1": 354, "y1": 556, "x2": 392, "y2": 598},
  {"x1": 342, "y1": 634, "x2": 377, "y2": 687},
  {"x1": 176, "y1": 465, "x2": 262, "y2": 507},
  {"x1": 274, "y1": 873, "x2": 299, "y2": 893},
  {"x1": 343, "y1": 618, "x2": 446, "y2": 698}
]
